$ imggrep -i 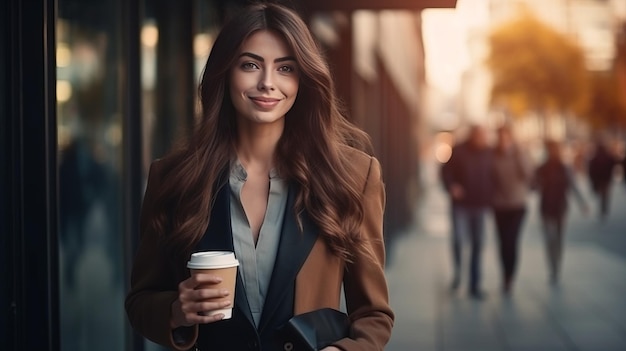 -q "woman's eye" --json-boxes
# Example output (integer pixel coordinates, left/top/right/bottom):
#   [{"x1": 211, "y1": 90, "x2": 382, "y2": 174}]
[
  {"x1": 241, "y1": 62, "x2": 259, "y2": 70},
  {"x1": 278, "y1": 65, "x2": 294, "y2": 73}
]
